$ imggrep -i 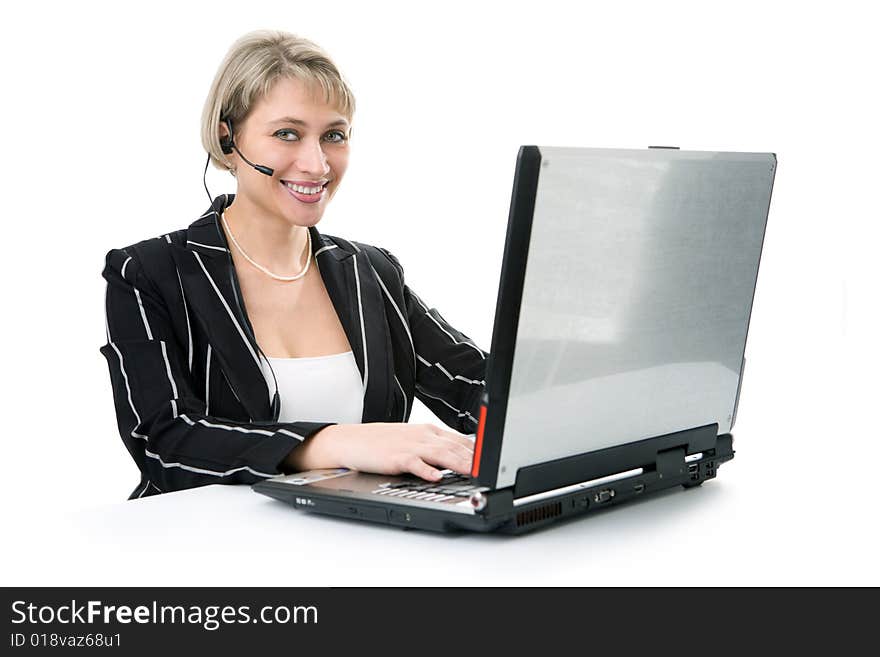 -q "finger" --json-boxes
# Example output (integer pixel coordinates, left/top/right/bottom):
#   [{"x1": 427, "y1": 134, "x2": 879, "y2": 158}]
[
  {"x1": 453, "y1": 452, "x2": 474, "y2": 475},
  {"x1": 437, "y1": 440, "x2": 474, "y2": 471},
  {"x1": 423, "y1": 431, "x2": 475, "y2": 474},
  {"x1": 425, "y1": 434, "x2": 474, "y2": 461},
  {"x1": 437, "y1": 427, "x2": 477, "y2": 450},
  {"x1": 403, "y1": 455, "x2": 443, "y2": 481},
  {"x1": 421, "y1": 445, "x2": 473, "y2": 475},
  {"x1": 428, "y1": 426, "x2": 475, "y2": 452}
]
